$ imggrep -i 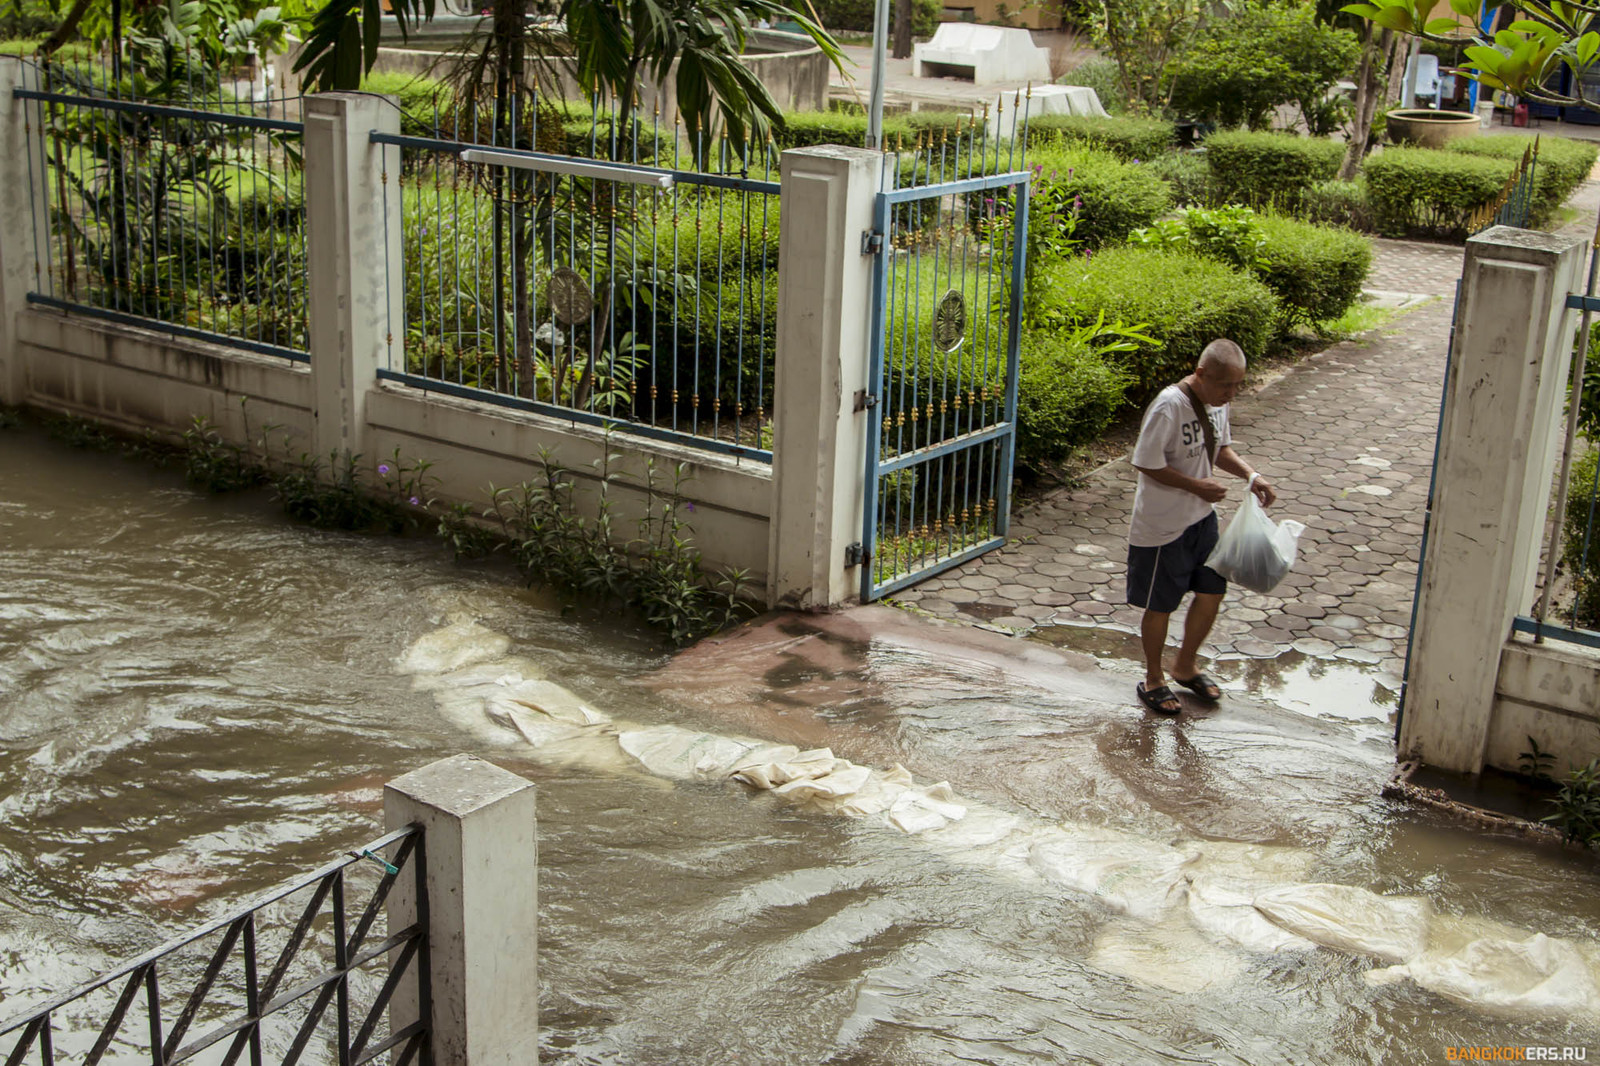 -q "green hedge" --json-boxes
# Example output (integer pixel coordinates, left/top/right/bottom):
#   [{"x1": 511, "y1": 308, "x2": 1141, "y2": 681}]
[
  {"x1": 1144, "y1": 150, "x2": 1216, "y2": 207},
  {"x1": 1016, "y1": 331, "x2": 1132, "y2": 468},
  {"x1": 1563, "y1": 449, "x2": 1600, "y2": 629},
  {"x1": 773, "y1": 109, "x2": 906, "y2": 149},
  {"x1": 806, "y1": 0, "x2": 939, "y2": 37},
  {"x1": 1299, "y1": 178, "x2": 1373, "y2": 232},
  {"x1": 1253, "y1": 213, "x2": 1372, "y2": 328},
  {"x1": 1203, "y1": 131, "x2": 1344, "y2": 210},
  {"x1": 1362, "y1": 146, "x2": 1512, "y2": 240},
  {"x1": 1447, "y1": 134, "x2": 1599, "y2": 228},
  {"x1": 1027, "y1": 144, "x2": 1173, "y2": 249},
  {"x1": 1036, "y1": 247, "x2": 1279, "y2": 404},
  {"x1": 1024, "y1": 114, "x2": 1174, "y2": 161}
]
